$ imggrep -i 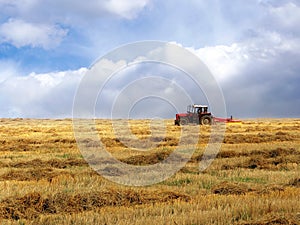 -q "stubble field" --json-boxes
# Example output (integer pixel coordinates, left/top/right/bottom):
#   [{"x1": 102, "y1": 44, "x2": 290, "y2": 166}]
[{"x1": 0, "y1": 118, "x2": 299, "y2": 225}]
